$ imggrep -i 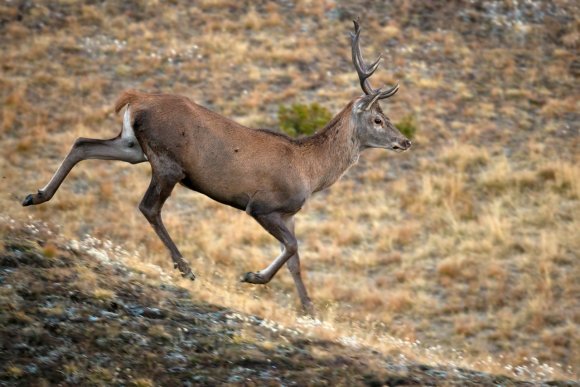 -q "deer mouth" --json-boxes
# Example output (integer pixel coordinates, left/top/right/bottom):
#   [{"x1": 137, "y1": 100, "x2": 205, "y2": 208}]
[
  {"x1": 392, "y1": 139, "x2": 412, "y2": 152},
  {"x1": 392, "y1": 145, "x2": 409, "y2": 152}
]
